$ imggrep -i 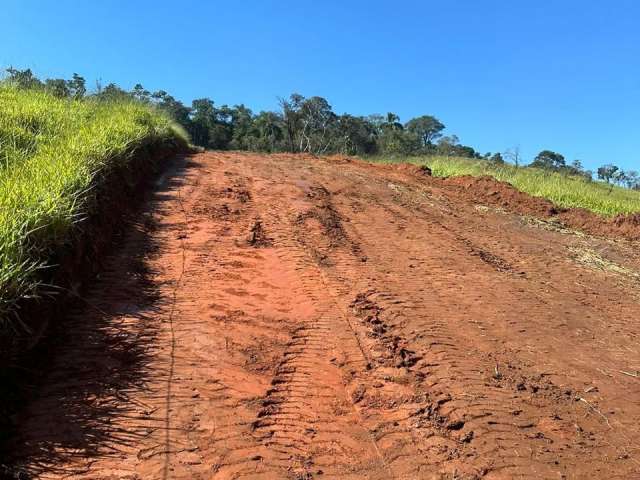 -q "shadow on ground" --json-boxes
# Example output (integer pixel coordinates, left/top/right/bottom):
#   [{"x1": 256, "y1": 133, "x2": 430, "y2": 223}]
[{"x1": 0, "y1": 157, "x2": 199, "y2": 479}]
